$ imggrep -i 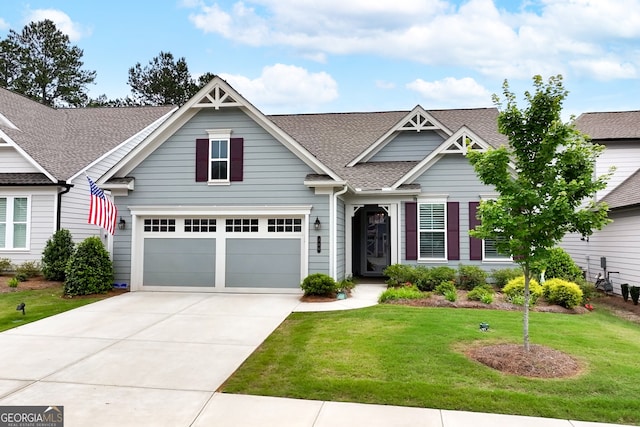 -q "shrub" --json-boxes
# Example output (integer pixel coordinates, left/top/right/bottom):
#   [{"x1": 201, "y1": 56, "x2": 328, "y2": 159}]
[
  {"x1": 0, "y1": 258, "x2": 12, "y2": 274},
  {"x1": 480, "y1": 293, "x2": 494, "y2": 304},
  {"x1": 64, "y1": 237, "x2": 114, "y2": 296},
  {"x1": 300, "y1": 273, "x2": 337, "y2": 296},
  {"x1": 42, "y1": 229, "x2": 75, "y2": 281},
  {"x1": 444, "y1": 289, "x2": 457, "y2": 302},
  {"x1": 378, "y1": 284, "x2": 426, "y2": 303},
  {"x1": 467, "y1": 284, "x2": 494, "y2": 301},
  {"x1": 491, "y1": 267, "x2": 522, "y2": 288},
  {"x1": 15, "y1": 261, "x2": 41, "y2": 279},
  {"x1": 14, "y1": 272, "x2": 28, "y2": 282},
  {"x1": 417, "y1": 266, "x2": 456, "y2": 292},
  {"x1": 8, "y1": 277, "x2": 19, "y2": 288},
  {"x1": 543, "y1": 278, "x2": 584, "y2": 309},
  {"x1": 538, "y1": 247, "x2": 583, "y2": 282},
  {"x1": 383, "y1": 264, "x2": 415, "y2": 287},
  {"x1": 457, "y1": 265, "x2": 487, "y2": 290},
  {"x1": 434, "y1": 280, "x2": 456, "y2": 295},
  {"x1": 337, "y1": 276, "x2": 355, "y2": 292},
  {"x1": 575, "y1": 277, "x2": 596, "y2": 303},
  {"x1": 503, "y1": 276, "x2": 543, "y2": 305}
]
